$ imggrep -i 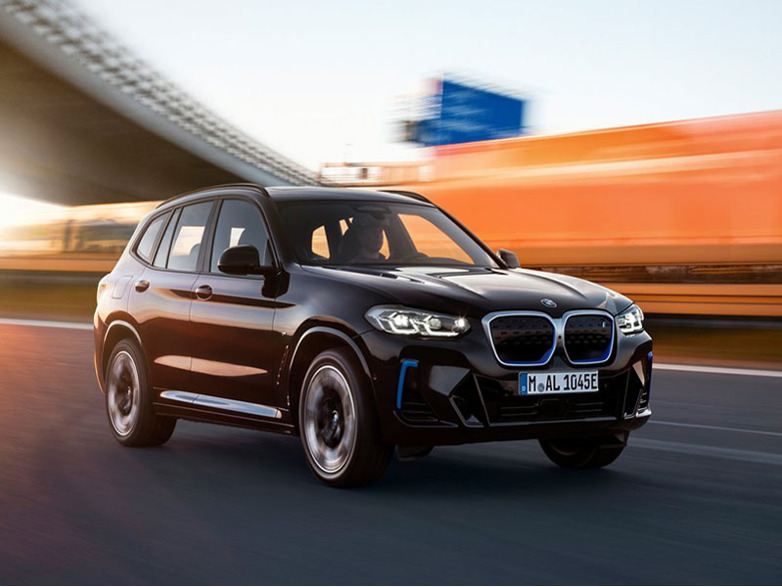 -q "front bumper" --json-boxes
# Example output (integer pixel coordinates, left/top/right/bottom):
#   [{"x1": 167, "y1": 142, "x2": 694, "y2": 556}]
[{"x1": 359, "y1": 327, "x2": 653, "y2": 446}]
